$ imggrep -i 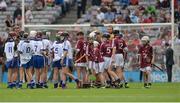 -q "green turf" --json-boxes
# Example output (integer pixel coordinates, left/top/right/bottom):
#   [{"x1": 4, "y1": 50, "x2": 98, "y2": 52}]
[{"x1": 0, "y1": 83, "x2": 180, "y2": 102}]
